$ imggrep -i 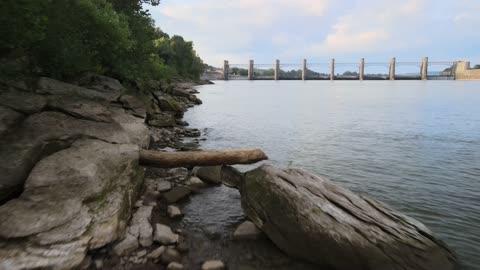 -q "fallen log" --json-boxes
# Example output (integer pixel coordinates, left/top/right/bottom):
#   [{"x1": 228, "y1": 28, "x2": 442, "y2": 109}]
[
  {"x1": 240, "y1": 165, "x2": 457, "y2": 270},
  {"x1": 139, "y1": 149, "x2": 268, "y2": 168}
]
